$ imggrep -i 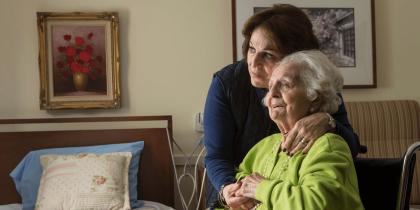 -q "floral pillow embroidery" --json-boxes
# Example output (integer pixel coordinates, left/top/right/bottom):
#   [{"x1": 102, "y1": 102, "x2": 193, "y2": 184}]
[{"x1": 35, "y1": 152, "x2": 131, "y2": 210}]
